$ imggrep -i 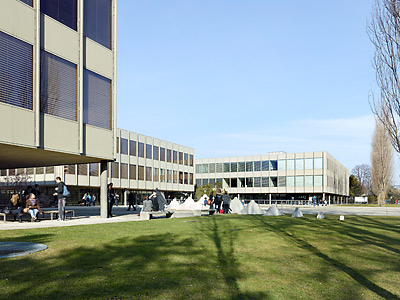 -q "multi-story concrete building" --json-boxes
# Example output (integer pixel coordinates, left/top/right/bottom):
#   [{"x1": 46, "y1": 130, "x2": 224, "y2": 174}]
[
  {"x1": 1, "y1": 129, "x2": 195, "y2": 204},
  {"x1": 1, "y1": 0, "x2": 117, "y2": 168},
  {"x1": 1, "y1": 0, "x2": 117, "y2": 216},
  {"x1": 195, "y1": 151, "x2": 349, "y2": 203}
]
